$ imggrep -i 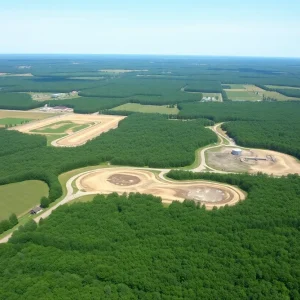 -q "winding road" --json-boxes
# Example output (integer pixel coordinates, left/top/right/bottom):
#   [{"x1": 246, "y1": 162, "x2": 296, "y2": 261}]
[{"x1": 0, "y1": 123, "x2": 245, "y2": 243}]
